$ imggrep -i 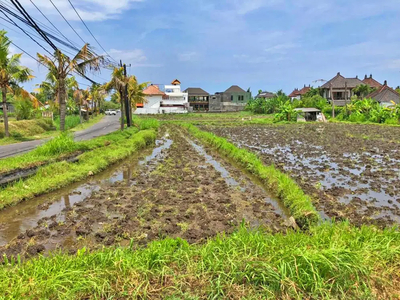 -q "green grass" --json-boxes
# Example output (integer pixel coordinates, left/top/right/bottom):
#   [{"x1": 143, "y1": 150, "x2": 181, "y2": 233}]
[
  {"x1": 181, "y1": 123, "x2": 320, "y2": 228},
  {"x1": 54, "y1": 115, "x2": 81, "y2": 131},
  {"x1": 1, "y1": 222, "x2": 399, "y2": 299},
  {"x1": 0, "y1": 128, "x2": 157, "y2": 210},
  {"x1": 0, "y1": 119, "x2": 55, "y2": 141}
]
